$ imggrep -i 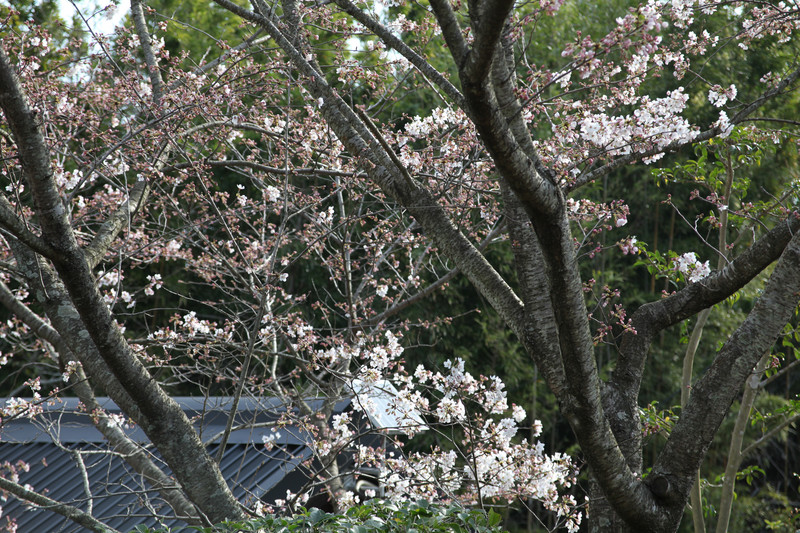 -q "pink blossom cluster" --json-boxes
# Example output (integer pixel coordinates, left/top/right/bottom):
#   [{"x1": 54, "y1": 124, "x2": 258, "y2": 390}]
[
  {"x1": 568, "y1": 89, "x2": 696, "y2": 160},
  {"x1": 340, "y1": 356, "x2": 580, "y2": 529},
  {"x1": 674, "y1": 252, "x2": 711, "y2": 283}
]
